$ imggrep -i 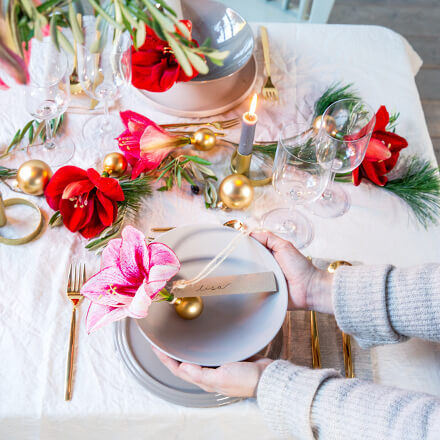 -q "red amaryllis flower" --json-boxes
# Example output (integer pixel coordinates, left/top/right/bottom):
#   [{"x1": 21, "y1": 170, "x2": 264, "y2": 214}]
[
  {"x1": 45, "y1": 166, "x2": 124, "y2": 239},
  {"x1": 117, "y1": 110, "x2": 188, "y2": 179},
  {"x1": 131, "y1": 20, "x2": 199, "y2": 92},
  {"x1": 352, "y1": 106, "x2": 408, "y2": 186}
]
